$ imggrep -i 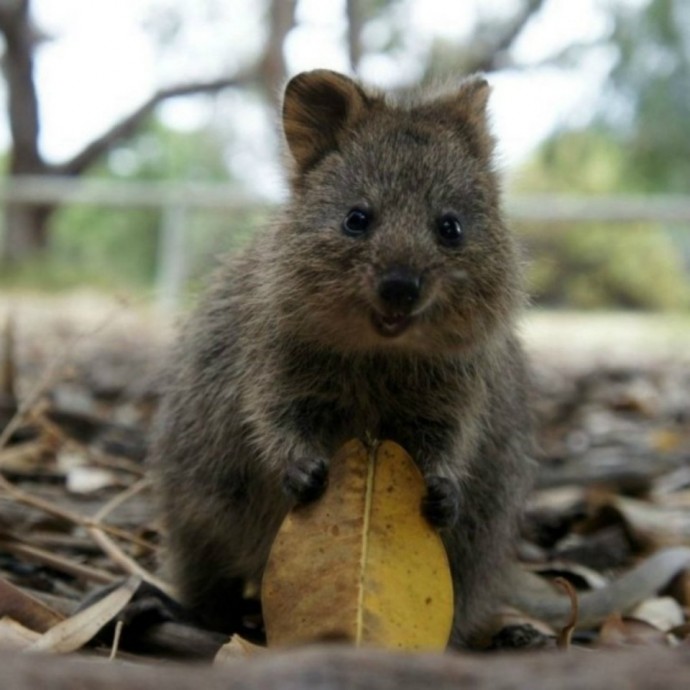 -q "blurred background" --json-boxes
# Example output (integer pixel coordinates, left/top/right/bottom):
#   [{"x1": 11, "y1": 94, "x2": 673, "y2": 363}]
[
  {"x1": 0, "y1": 3, "x2": 689, "y2": 643},
  {"x1": 0, "y1": 0, "x2": 688, "y2": 337}
]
